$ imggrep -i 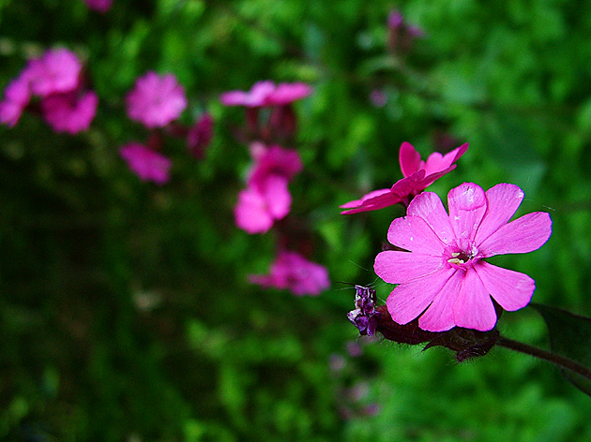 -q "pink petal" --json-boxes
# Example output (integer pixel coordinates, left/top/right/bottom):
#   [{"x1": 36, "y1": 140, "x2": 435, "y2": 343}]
[
  {"x1": 386, "y1": 268, "x2": 456, "y2": 325},
  {"x1": 406, "y1": 192, "x2": 455, "y2": 245},
  {"x1": 447, "y1": 183, "x2": 487, "y2": 249},
  {"x1": 389, "y1": 169, "x2": 426, "y2": 196},
  {"x1": 474, "y1": 183, "x2": 524, "y2": 245},
  {"x1": 386, "y1": 215, "x2": 446, "y2": 255},
  {"x1": 478, "y1": 212, "x2": 552, "y2": 257},
  {"x1": 234, "y1": 187, "x2": 274, "y2": 234},
  {"x1": 421, "y1": 143, "x2": 468, "y2": 176},
  {"x1": 453, "y1": 268, "x2": 497, "y2": 331},
  {"x1": 340, "y1": 189, "x2": 401, "y2": 214},
  {"x1": 374, "y1": 250, "x2": 442, "y2": 283},
  {"x1": 418, "y1": 164, "x2": 457, "y2": 190},
  {"x1": 340, "y1": 188, "x2": 391, "y2": 209},
  {"x1": 417, "y1": 270, "x2": 463, "y2": 332},
  {"x1": 474, "y1": 262, "x2": 536, "y2": 311},
  {"x1": 260, "y1": 175, "x2": 291, "y2": 220},
  {"x1": 399, "y1": 141, "x2": 421, "y2": 177}
]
